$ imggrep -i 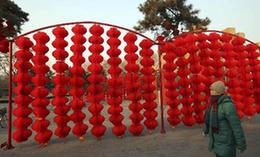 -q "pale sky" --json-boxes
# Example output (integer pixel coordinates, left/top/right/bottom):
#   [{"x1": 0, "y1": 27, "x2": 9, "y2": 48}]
[{"x1": 15, "y1": 0, "x2": 260, "y2": 42}]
